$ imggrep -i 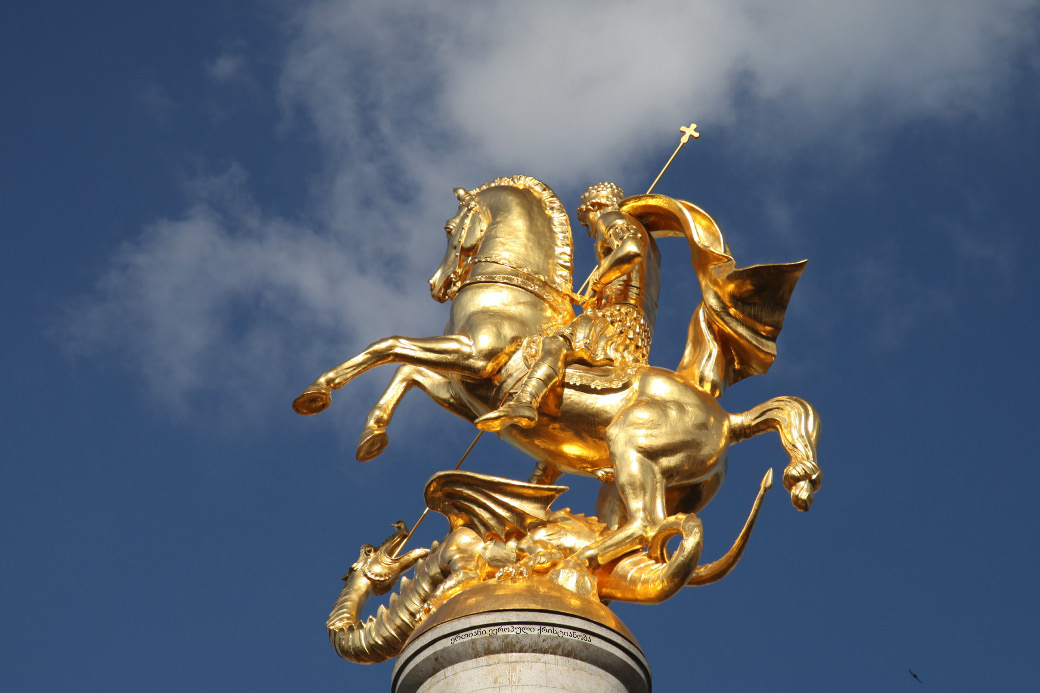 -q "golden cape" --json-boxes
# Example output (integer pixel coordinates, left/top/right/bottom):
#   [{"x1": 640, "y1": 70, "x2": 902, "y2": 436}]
[{"x1": 621, "y1": 195, "x2": 806, "y2": 397}]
